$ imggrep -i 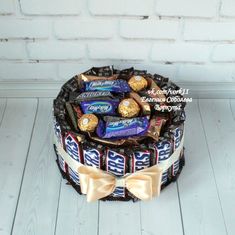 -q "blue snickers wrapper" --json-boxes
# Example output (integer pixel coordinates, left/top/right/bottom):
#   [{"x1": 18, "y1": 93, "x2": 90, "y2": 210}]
[
  {"x1": 64, "y1": 132, "x2": 83, "y2": 185},
  {"x1": 105, "y1": 149, "x2": 127, "y2": 197},
  {"x1": 130, "y1": 149, "x2": 151, "y2": 172},
  {"x1": 83, "y1": 142, "x2": 104, "y2": 169},
  {"x1": 80, "y1": 99, "x2": 119, "y2": 115},
  {"x1": 84, "y1": 79, "x2": 131, "y2": 93},
  {"x1": 171, "y1": 125, "x2": 183, "y2": 176},
  {"x1": 96, "y1": 116, "x2": 149, "y2": 139},
  {"x1": 153, "y1": 139, "x2": 172, "y2": 184}
]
